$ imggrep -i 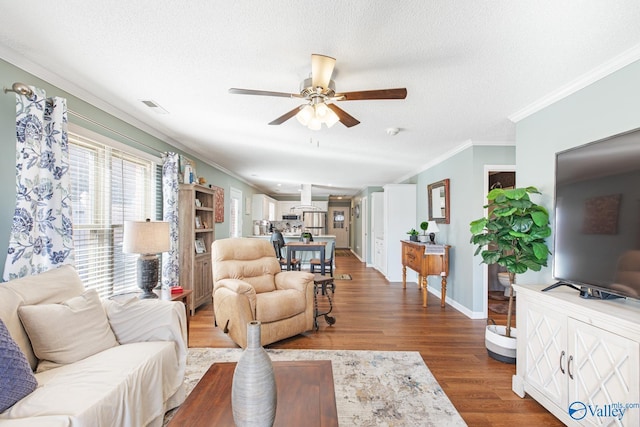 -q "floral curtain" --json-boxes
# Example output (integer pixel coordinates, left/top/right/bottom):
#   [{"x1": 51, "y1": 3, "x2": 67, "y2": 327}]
[
  {"x1": 3, "y1": 87, "x2": 74, "y2": 281},
  {"x1": 161, "y1": 152, "x2": 180, "y2": 288}
]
